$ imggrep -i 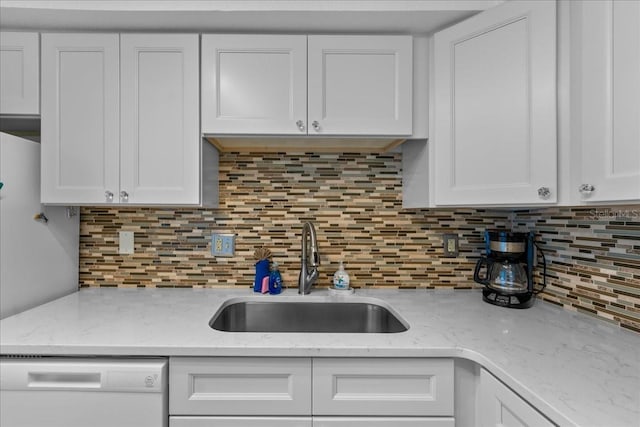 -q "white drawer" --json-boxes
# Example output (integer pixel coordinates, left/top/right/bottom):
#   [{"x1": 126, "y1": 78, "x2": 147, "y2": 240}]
[
  {"x1": 170, "y1": 357, "x2": 312, "y2": 416},
  {"x1": 170, "y1": 416, "x2": 312, "y2": 427},
  {"x1": 312, "y1": 358, "x2": 454, "y2": 416},
  {"x1": 313, "y1": 417, "x2": 455, "y2": 427}
]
